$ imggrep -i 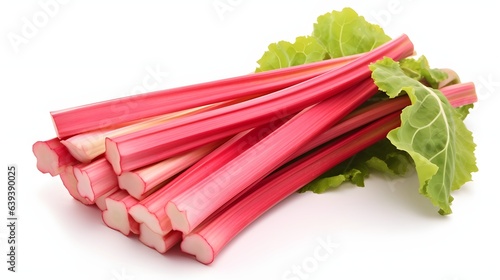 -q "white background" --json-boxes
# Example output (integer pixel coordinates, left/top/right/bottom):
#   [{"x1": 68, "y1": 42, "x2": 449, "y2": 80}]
[{"x1": 1, "y1": 1, "x2": 499, "y2": 279}]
